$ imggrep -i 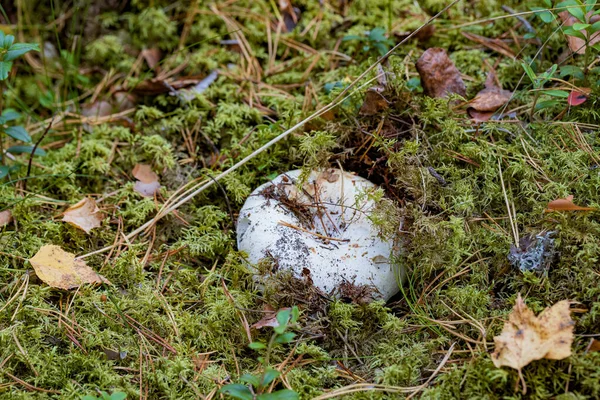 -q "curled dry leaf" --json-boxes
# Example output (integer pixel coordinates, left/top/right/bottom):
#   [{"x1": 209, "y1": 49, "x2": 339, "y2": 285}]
[
  {"x1": 62, "y1": 198, "x2": 104, "y2": 234},
  {"x1": 141, "y1": 48, "x2": 161, "y2": 70},
  {"x1": 416, "y1": 47, "x2": 466, "y2": 99},
  {"x1": 492, "y1": 294, "x2": 573, "y2": 392},
  {"x1": 546, "y1": 195, "x2": 595, "y2": 212},
  {"x1": 133, "y1": 164, "x2": 161, "y2": 197},
  {"x1": 252, "y1": 305, "x2": 281, "y2": 330},
  {"x1": 29, "y1": 245, "x2": 109, "y2": 290},
  {"x1": 559, "y1": 12, "x2": 600, "y2": 54},
  {"x1": 0, "y1": 210, "x2": 12, "y2": 227},
  {"x1": 359, "y1": 86, "x2": 389, "y2": 116},
  {"x1": 587, "y1": 338, "x2": 600, "y2": 353},
  {"x1": 468, "y1": 72, "x2": 512, "y2": 122}
]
